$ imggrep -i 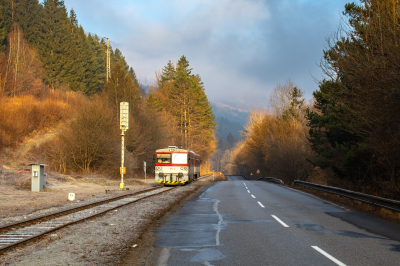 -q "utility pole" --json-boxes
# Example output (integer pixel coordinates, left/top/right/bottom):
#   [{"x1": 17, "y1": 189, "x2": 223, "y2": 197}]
[
  {"x1": 106, "y1": 38, "x2": 111, "y2": 83},
  {"x1": 120, "y1": 102, "x2": 129, "y2": 190}
]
